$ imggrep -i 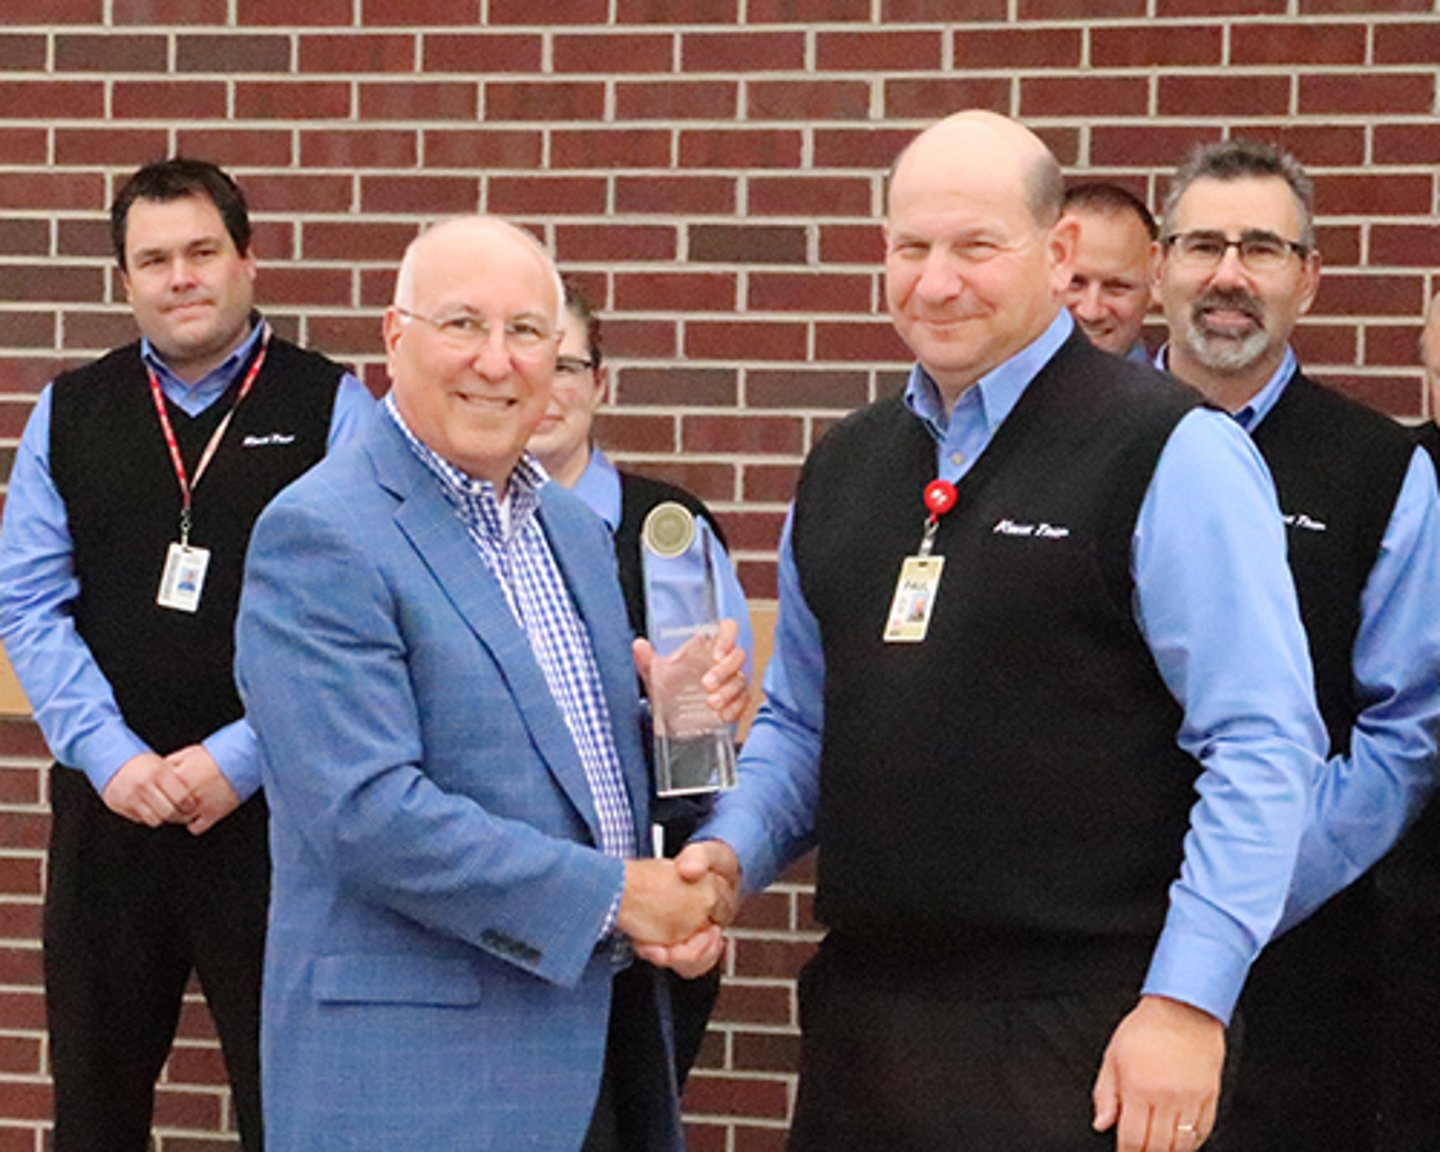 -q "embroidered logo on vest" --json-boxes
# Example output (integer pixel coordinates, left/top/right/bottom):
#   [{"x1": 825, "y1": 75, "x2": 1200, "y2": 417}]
[
  {"x1": 992, "y1": 517, "x2": 1071, "y2": 539},
  {"x1": 1282, "y1": 512, "x2": 1328, "y2": 532}
]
